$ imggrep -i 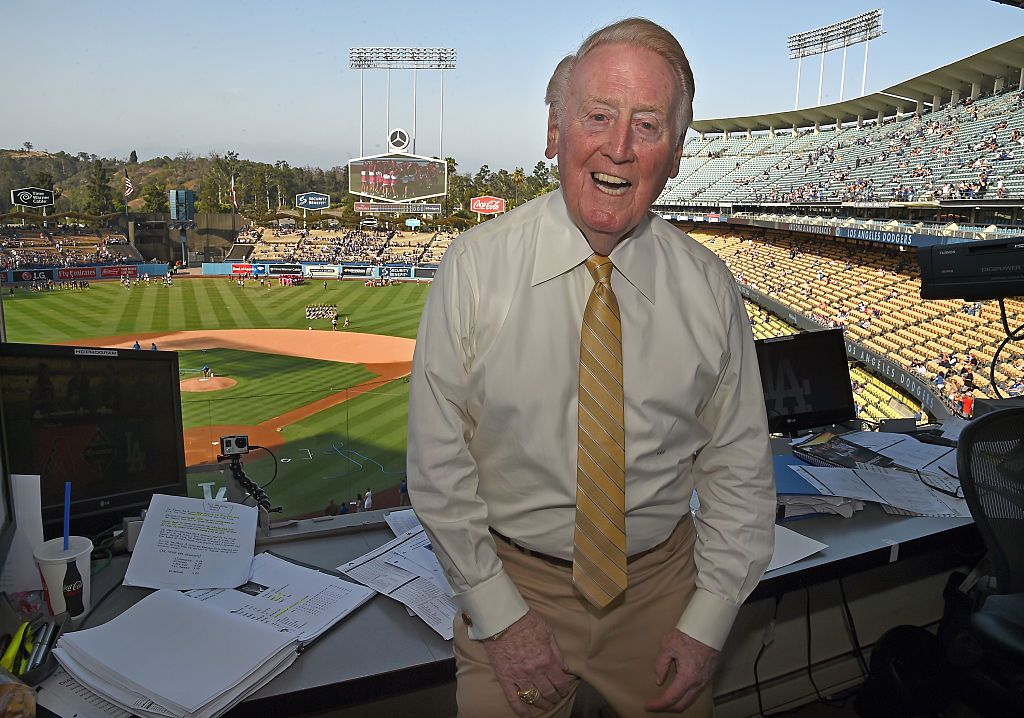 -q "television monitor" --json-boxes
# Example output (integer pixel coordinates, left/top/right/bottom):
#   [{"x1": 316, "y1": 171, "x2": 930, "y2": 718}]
[
  {"x1": 754, "y1": 328, "x2": 857, "y2": 436},
  {"x1": 0, "y1": 343, "x2": 187, "y2": 539}
]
